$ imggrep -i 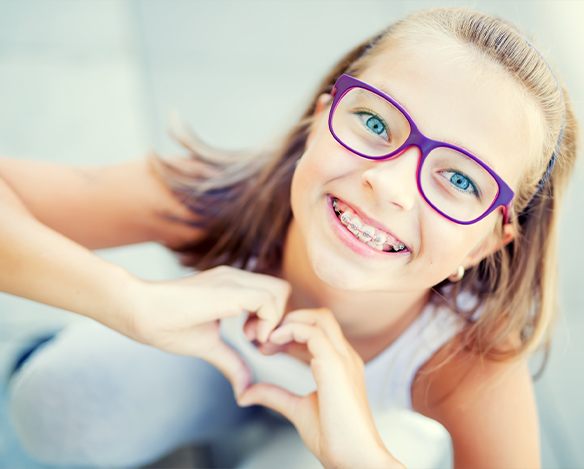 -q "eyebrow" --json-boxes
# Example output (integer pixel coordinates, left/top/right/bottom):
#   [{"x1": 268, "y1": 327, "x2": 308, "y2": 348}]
[
  {"x1": 372, "y1": 81, "x2": 496, "y2": 169},
  {"x1": 443, "y1": 137, "x2": 496, "y2": 169}
]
